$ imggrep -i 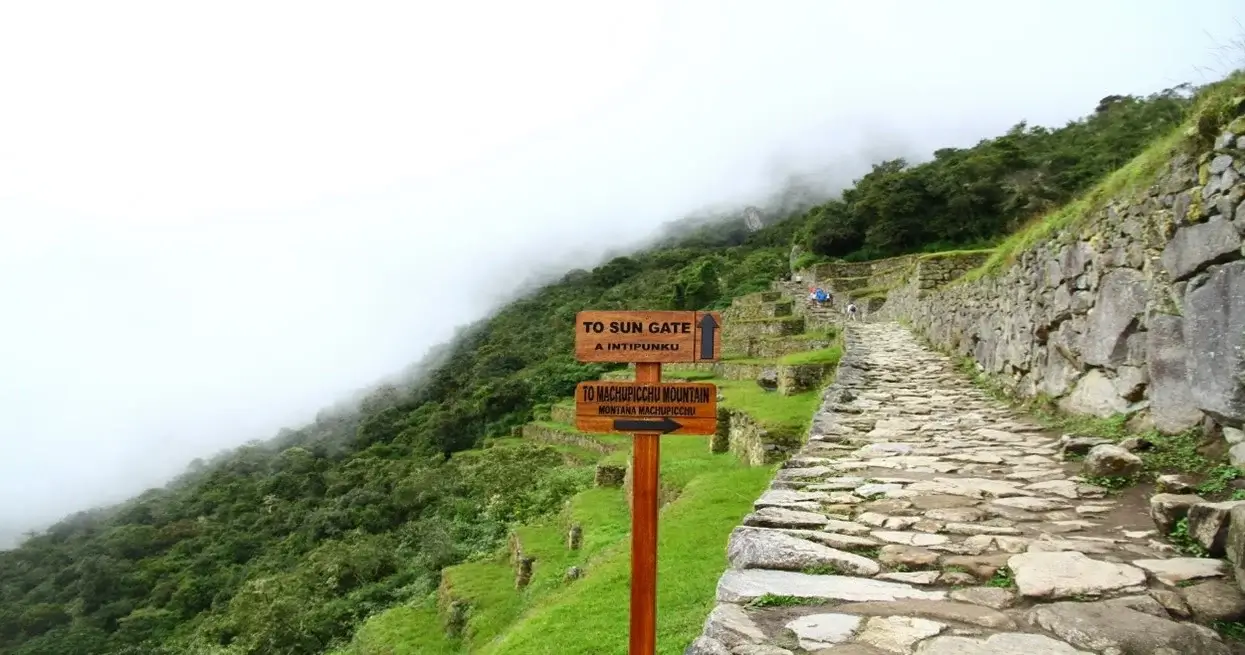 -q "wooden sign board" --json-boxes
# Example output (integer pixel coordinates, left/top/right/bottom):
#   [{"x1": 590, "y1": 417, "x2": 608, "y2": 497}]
[
  {"x1": 574, "y1": 381, "x2": 717, "y2": 435},
  {"x1": 573, "y1": 310, "x2": 723, "y2": 364}
]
